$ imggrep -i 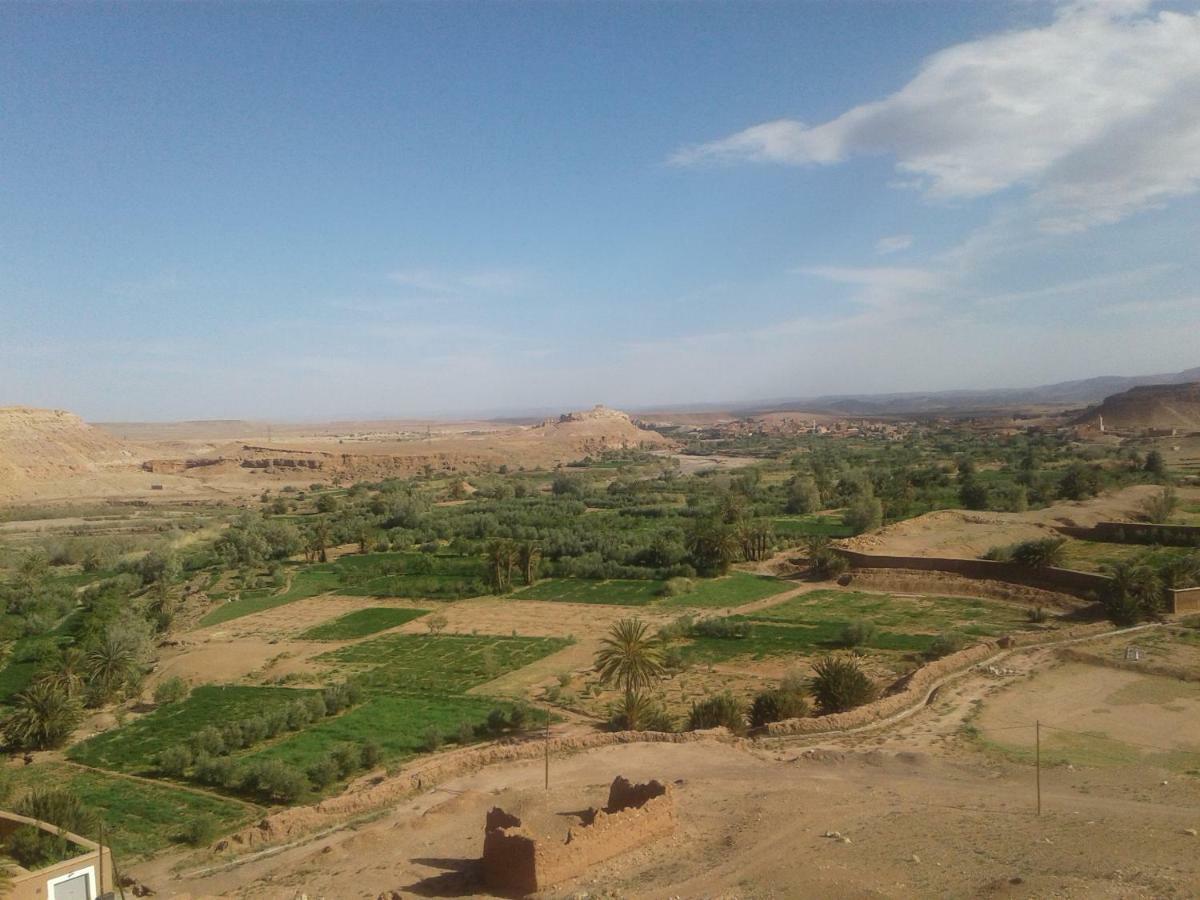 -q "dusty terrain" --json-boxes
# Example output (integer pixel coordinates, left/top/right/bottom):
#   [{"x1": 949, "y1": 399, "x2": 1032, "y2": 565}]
[
  {"x1": 842, "y1": 485, "x2": 1164, "y2": 558},
  {"x1": 131, "y1": 629, "x2": 1200, "y2": 899},
  {"x1": 0, "y1": 405, "x2": 673, "y2": 503}
]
